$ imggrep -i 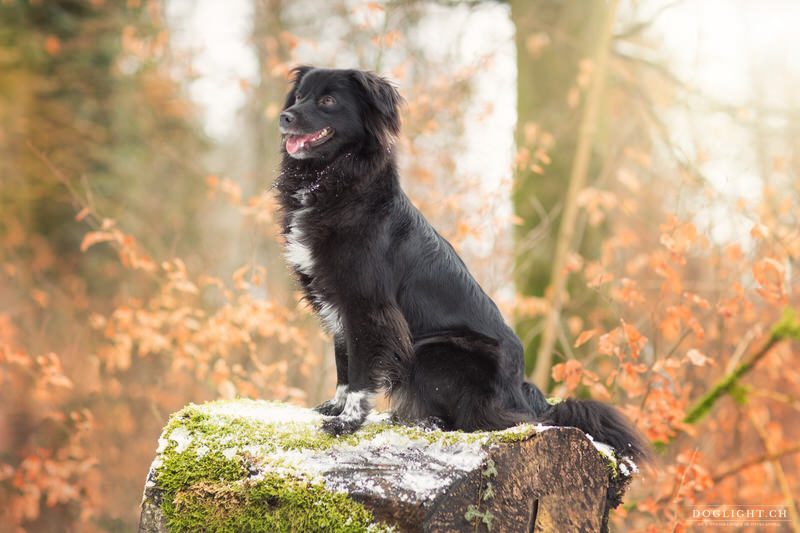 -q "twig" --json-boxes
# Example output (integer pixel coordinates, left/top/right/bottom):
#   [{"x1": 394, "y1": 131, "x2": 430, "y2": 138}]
[
  {"x1": 747, "y1": 410, "x2": 800, "y2": 533},
  {"x1": 670, "y1": 447, "x2": 698, "y2": 533},
  {"x1": 712, "y1": 443, "x2": 800, "y2": 484},
  {"x1": 723, "y1": 329, "x2": 756, "y2": 375},
  {"x1": 613, "y1": 0, "x2": 685, "y2": 41}
]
